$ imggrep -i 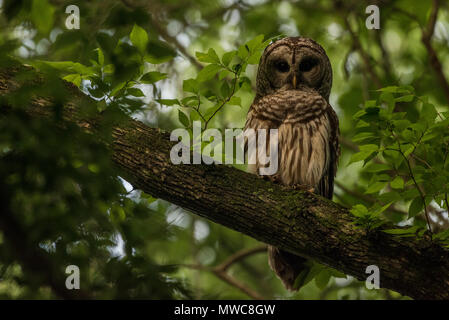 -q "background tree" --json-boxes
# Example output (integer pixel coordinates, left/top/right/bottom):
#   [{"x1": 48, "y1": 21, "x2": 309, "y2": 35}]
[{"x1": 0, "y1": 0, "x2": 448, "y2": 299}]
